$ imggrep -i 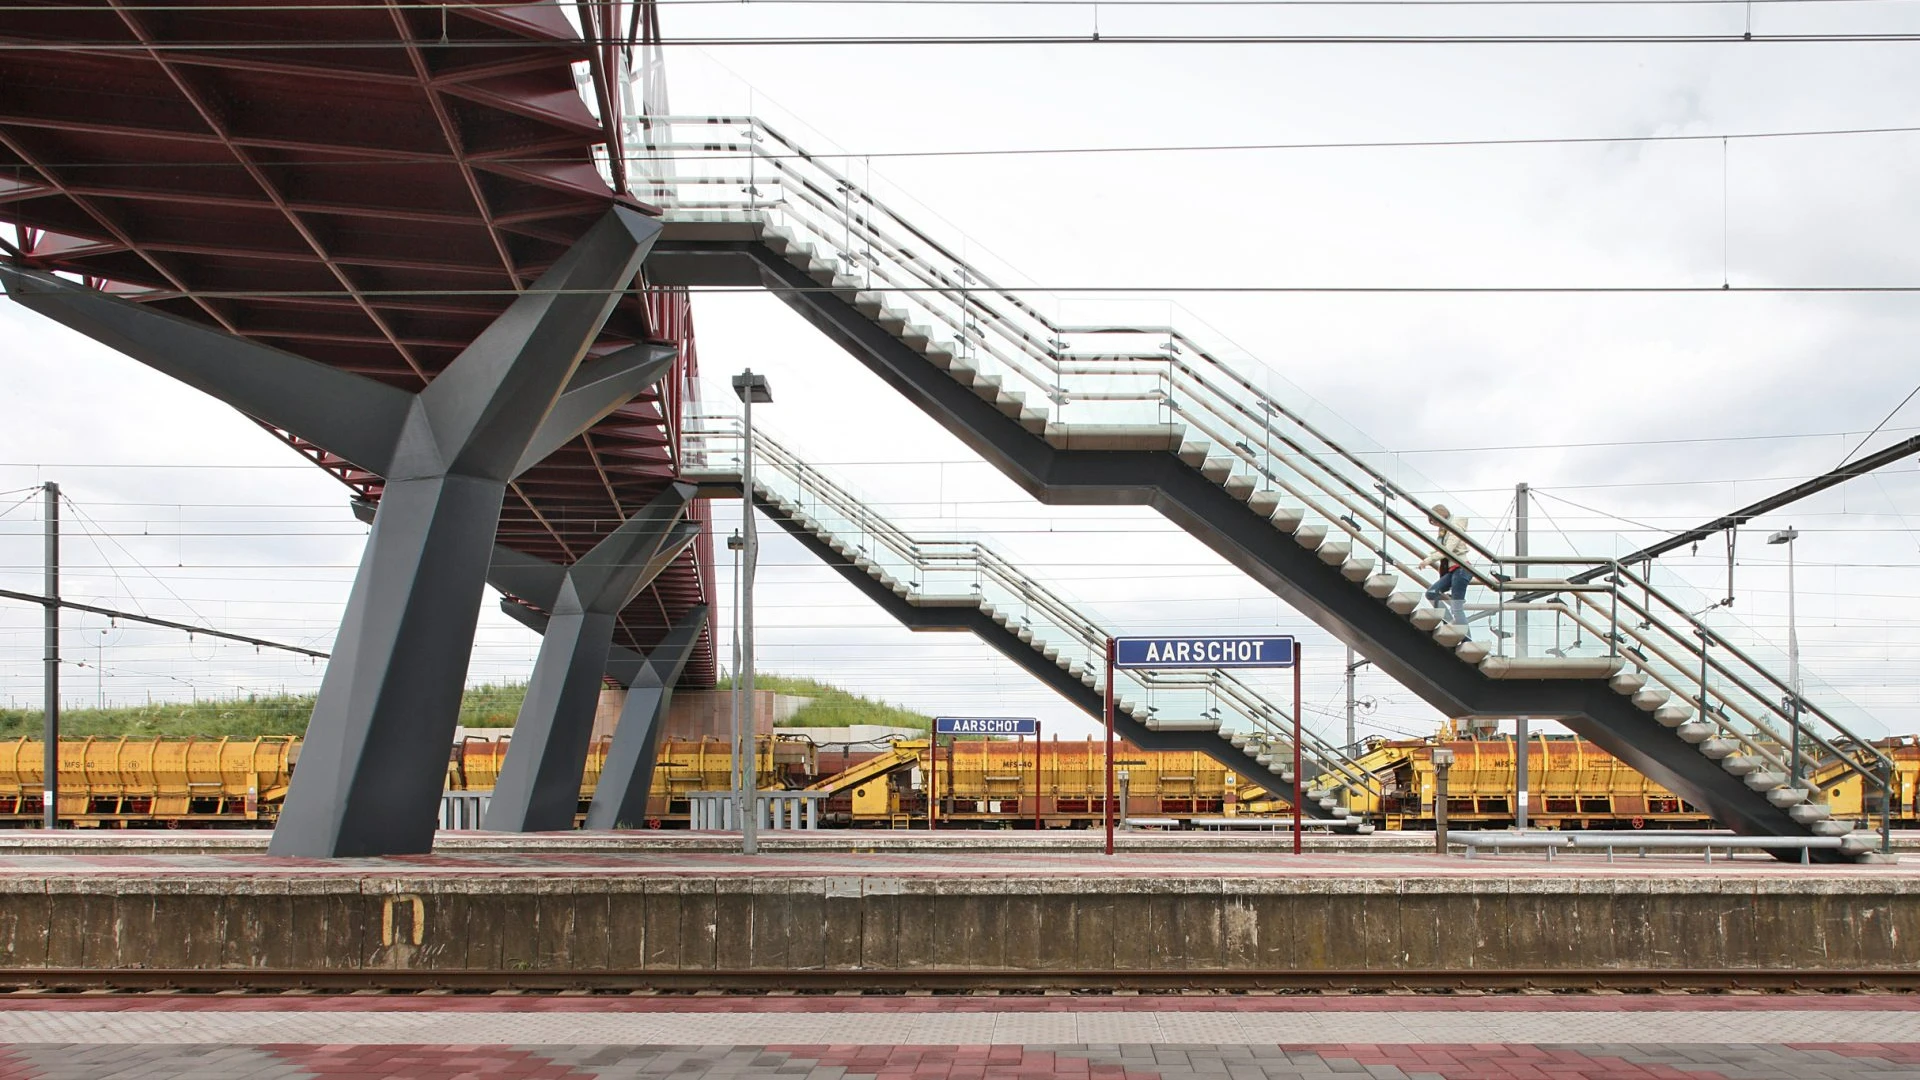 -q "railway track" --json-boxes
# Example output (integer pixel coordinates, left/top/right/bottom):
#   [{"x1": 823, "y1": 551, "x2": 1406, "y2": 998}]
[{"x1": 2, "y1": 969, "x2": 1917, "y2": 994}]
